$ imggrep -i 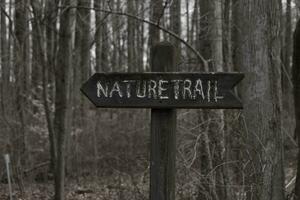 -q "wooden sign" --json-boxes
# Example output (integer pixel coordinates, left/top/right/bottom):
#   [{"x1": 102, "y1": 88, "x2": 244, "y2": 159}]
[
  {"x1": 81, "y1": 72, "x2": 244, "y2": 109},
  {"x1": 81, "y1": 42, "x2": 244, "y2": 200}
]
